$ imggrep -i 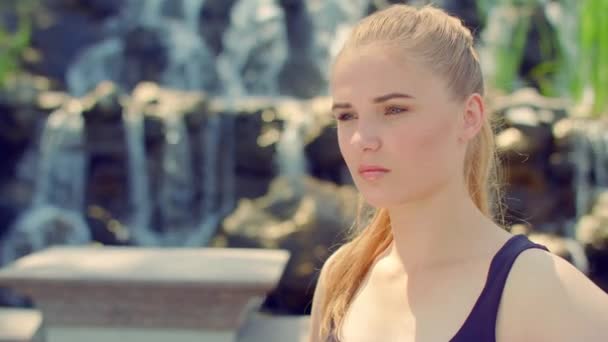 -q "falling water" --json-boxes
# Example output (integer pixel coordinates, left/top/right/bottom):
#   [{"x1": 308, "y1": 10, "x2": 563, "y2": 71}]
[
  {"x1": 122, "y1": 90, "x2": 154, "y2": 245},
  {"x1": 572, "y1": 119, "x2": 608, "y2": 226},
  {"x1": 194, "y1": 0, "x2": 289, "y2": 244},
  {"x1": 156, "y1": 96, "x2": 197, "y2": 245},
  {"x1": 216, "y1": 0, "x2": 288, "y2": 96},
  {"x1": 66, "y1": 0, "x2": 217, "y2": 97},
  {"x1": 182, "y1": 0, "x2": 206, "y2": 32},
  {"x1": 66, "y1": 38, "x2": 124, "y2": 97},
  {"x1": 306, "y1": 0, "x2": 369, "y2": 91},
  {"x1": 1, "y1": 100, "x2": 91, "y2": 264},
  {"x1": 219, "y1": 115, "x2": 236, "y2": 218},
  {"x1": 276, "y1": 101, "x2": 313, "y2": 193},
  {"x1": 5, "y1": 0, "x2": 396, "y2": 252},
  {"x1": 187, "y1": 113, "x2": 236, "y2": 247},
  {"x1": 199, "y1": 114, "x2": 220, "y2": 217}
]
